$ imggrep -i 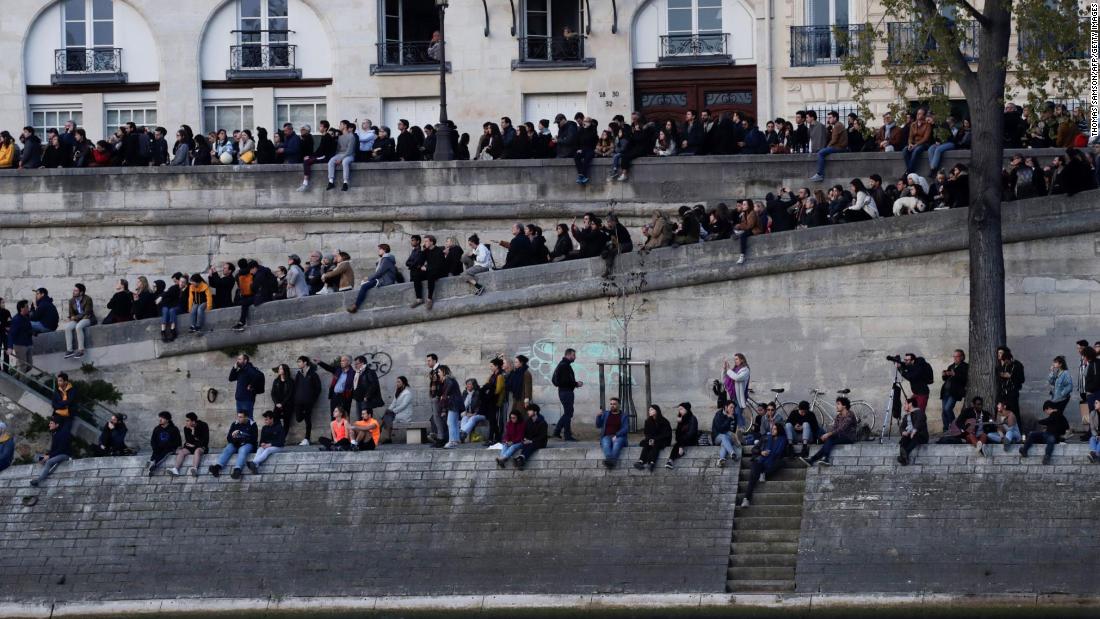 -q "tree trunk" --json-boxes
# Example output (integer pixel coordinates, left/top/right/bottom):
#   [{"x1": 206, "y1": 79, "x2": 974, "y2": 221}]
[{"x1": 964, "y1": 6, "x2": 1012, "y2": 409}]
